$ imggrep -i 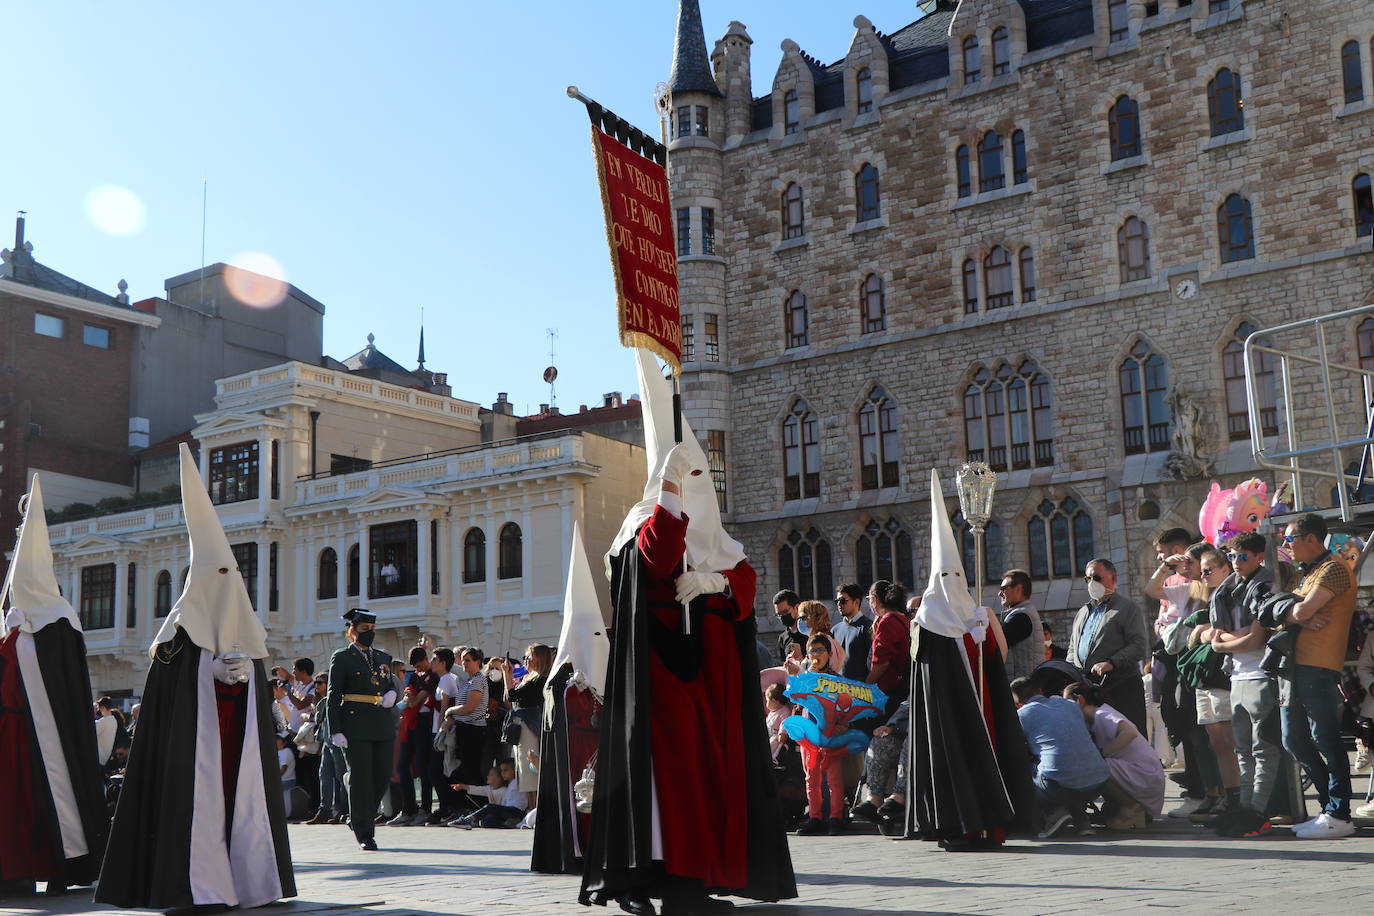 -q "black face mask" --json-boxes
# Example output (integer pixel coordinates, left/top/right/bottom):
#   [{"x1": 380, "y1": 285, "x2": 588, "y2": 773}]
[
  {"x1": 779, "y1": 614, "x2": 796, "y2": 628},
  {"x1": 355, "y1": 629, "x2": 376, "y2": 648}
]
